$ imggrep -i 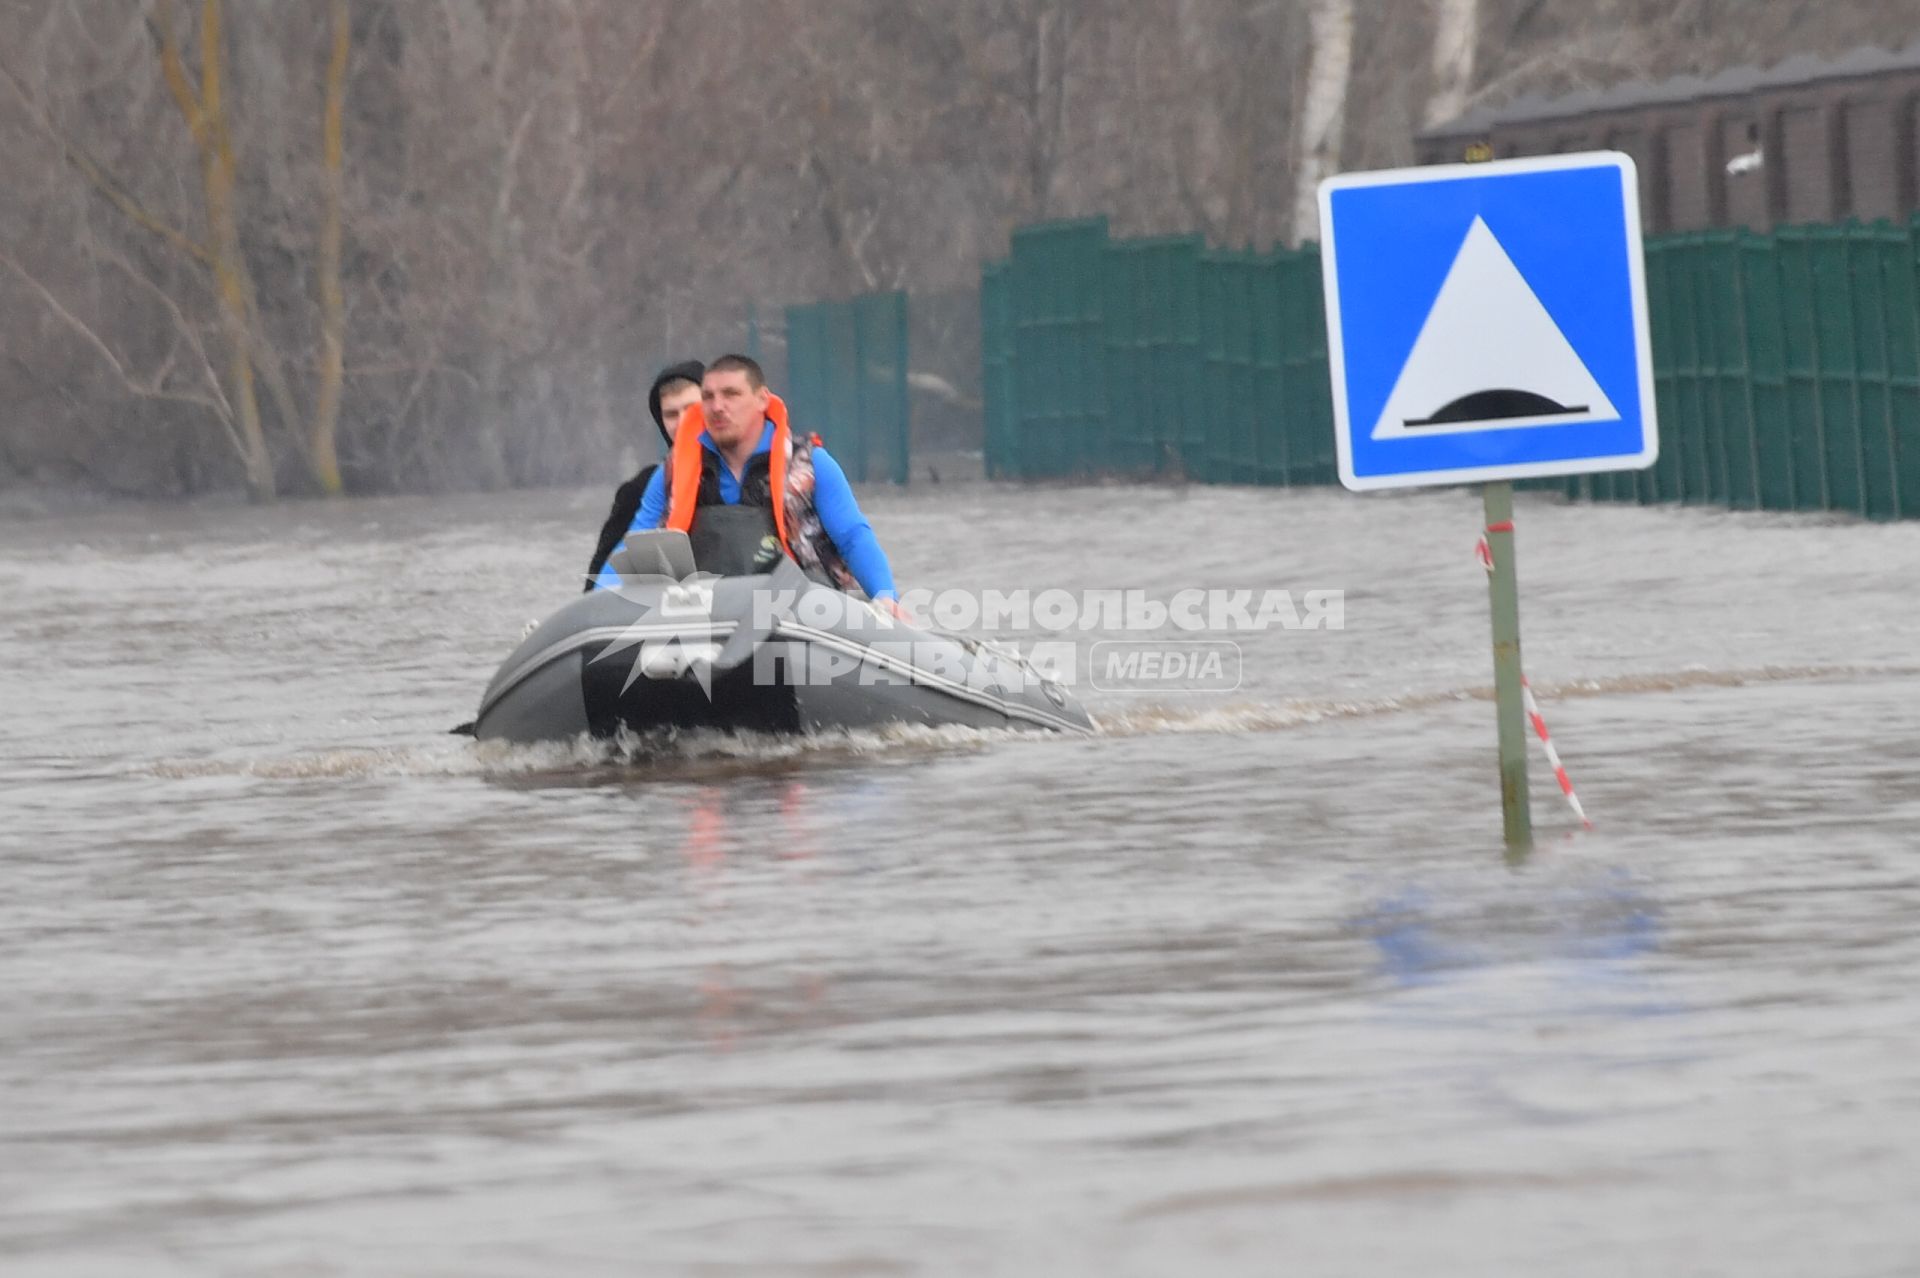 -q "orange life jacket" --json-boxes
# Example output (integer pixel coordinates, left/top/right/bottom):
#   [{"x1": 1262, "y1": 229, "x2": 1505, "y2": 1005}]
[{"x1": 663, "y1": 394, "x2": 793, "y2": 556}]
